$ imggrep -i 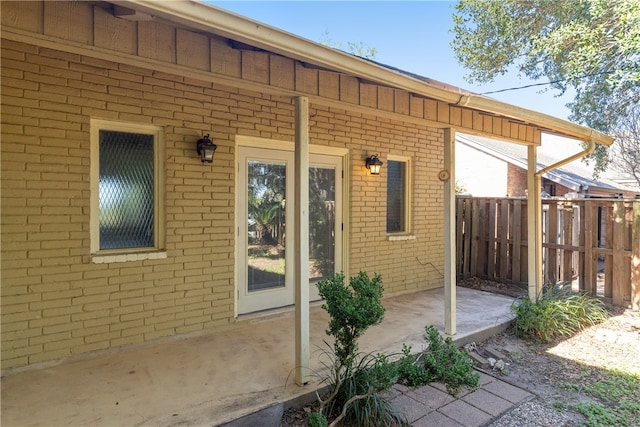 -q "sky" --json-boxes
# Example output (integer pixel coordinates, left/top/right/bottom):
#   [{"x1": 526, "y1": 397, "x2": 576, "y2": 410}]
[{"x1": 208, "y1": 1, "x2": 576, "y2": 121}]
